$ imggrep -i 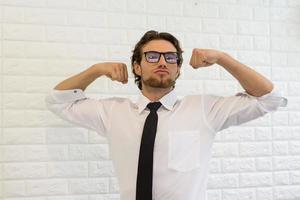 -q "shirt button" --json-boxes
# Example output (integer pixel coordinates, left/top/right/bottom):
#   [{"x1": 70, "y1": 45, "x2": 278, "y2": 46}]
[{"x1": 74, "y1": 90, "x2": 77, "y2": 93}]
